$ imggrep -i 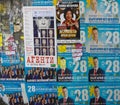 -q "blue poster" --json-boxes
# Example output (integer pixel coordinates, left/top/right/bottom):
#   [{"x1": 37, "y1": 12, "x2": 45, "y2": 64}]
[
  {"x1": 89, "y1": 83, "x2": 120, "y2": 105},
  {"x1": 26, "y1": 83, "x2": 57, "y2": 105},
  {"x1": 25, "y1": 67, "x2": 56, "y2": 82},
  {"x1": 83, "y1": 24, "x2": 120, "y2": 54},
  {"x1": 57, "y1": 43, "x2": 87, "y2": 82},
  {"x1": 80, "y1": 0, "x2": 120, "y2": 24},
  {"x1": 57, "y1": 83, "x2": 89, "y2": 105},
  {"x1": 0, "y1": 82, "x2": 28, "y2": 105}
]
